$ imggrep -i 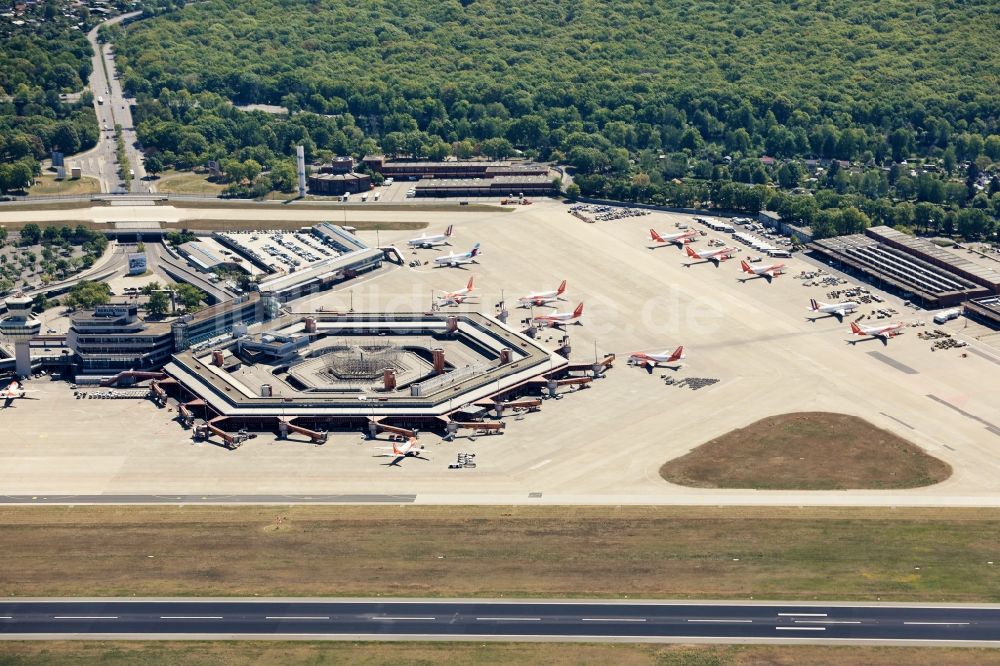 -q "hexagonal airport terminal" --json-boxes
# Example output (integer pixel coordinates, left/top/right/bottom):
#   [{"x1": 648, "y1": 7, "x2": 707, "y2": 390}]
[{"x1": 165, "y1": 311, "x2": 570, "y2": 426}]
